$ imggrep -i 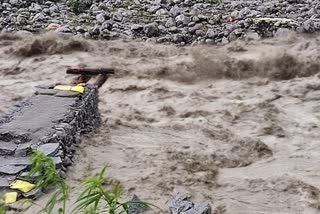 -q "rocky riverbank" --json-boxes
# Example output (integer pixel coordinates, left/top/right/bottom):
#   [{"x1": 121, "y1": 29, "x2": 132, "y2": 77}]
[{"x1": 1, "y1": 0, "x2": 320, "y2": 45}]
